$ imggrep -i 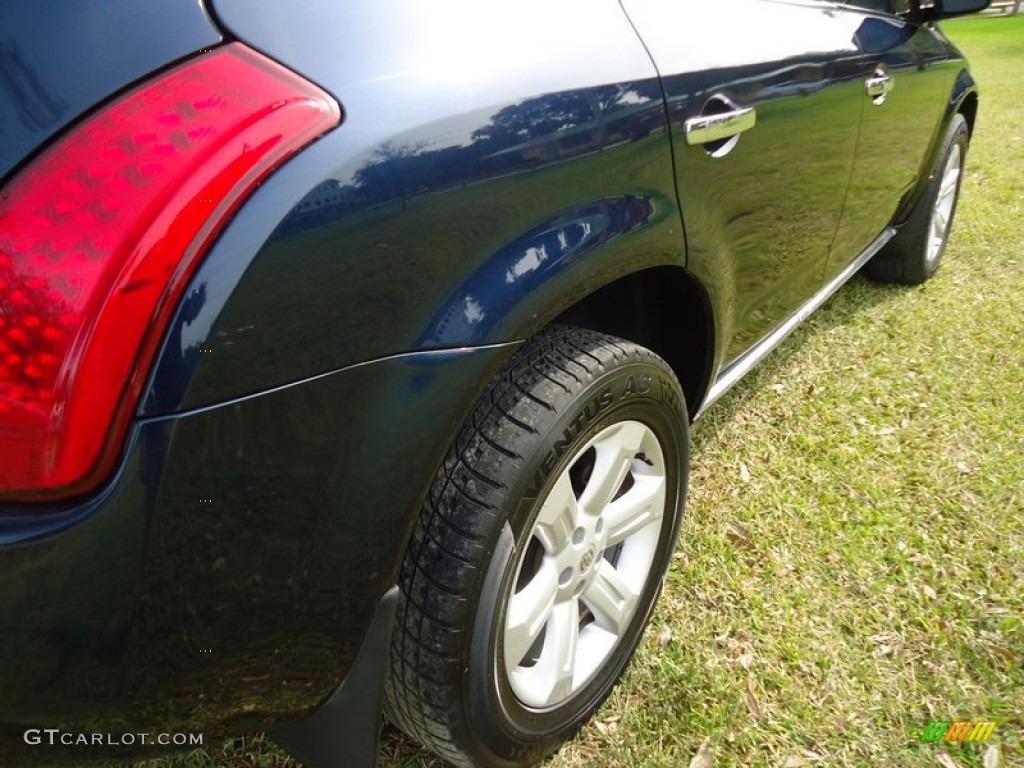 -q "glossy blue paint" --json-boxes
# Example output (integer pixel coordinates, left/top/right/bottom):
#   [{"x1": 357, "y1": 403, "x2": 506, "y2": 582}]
[
  {"x1": 0, "y1": 0, "x2": 221, "y2": 182},
  {"x1": 143, "y1": 0, "x2": 685, "y2": 412},
  {"x1": 826, "y1": 10, "x2": 967, "y2": 280},
  {"x1": 416, "y1": 196, "x2": 660, "y2": 347},
  {"x1": 0, "y1": 1, "x2": 982, "y2": 765},
  {"x1": 0, "y1": 343, "x2": 517, "y2": 764}
]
